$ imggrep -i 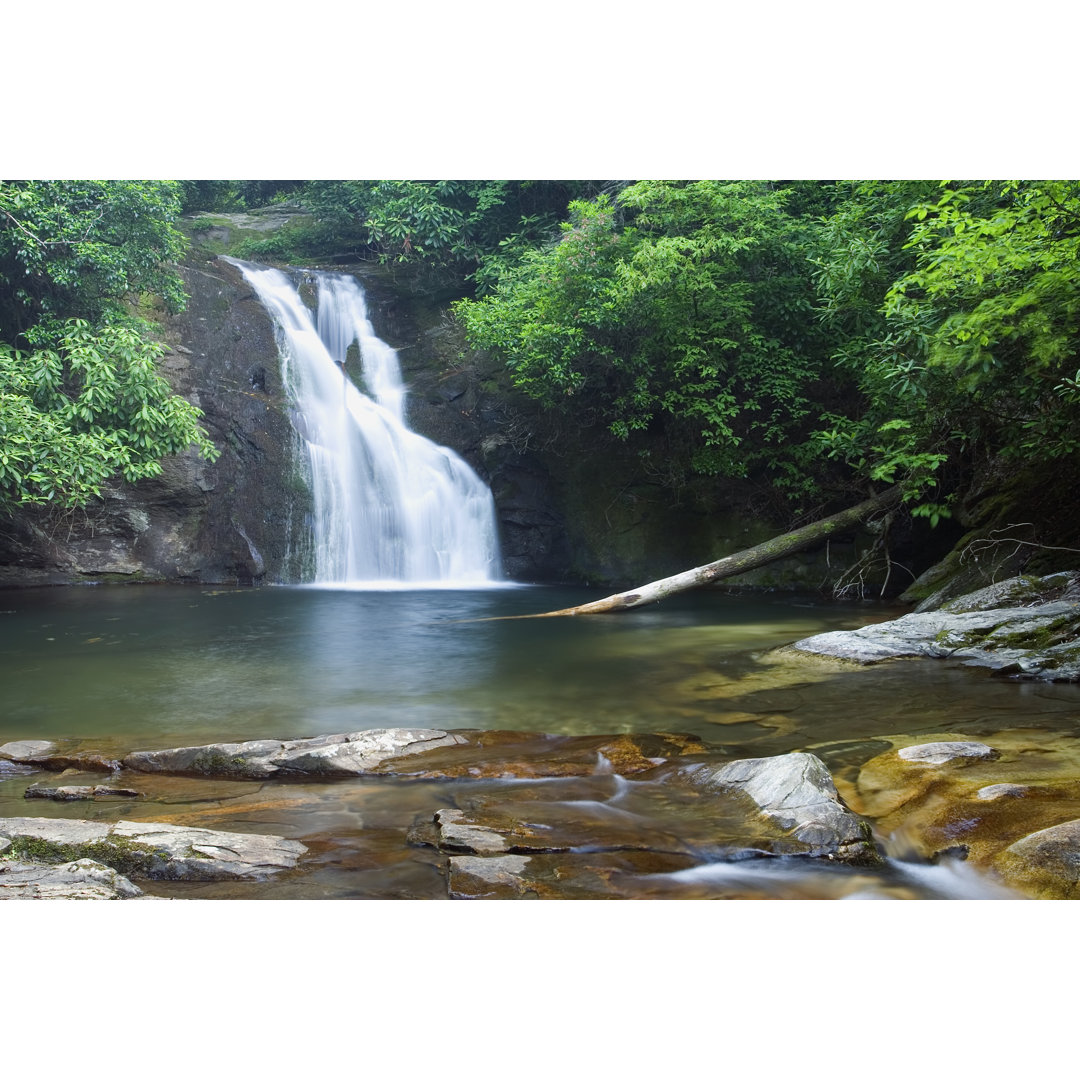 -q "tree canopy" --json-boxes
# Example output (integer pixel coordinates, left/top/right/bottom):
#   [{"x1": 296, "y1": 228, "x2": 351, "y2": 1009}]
[
  {"x1": 455, "y1": 180, "x2": 833, "y2": 495},
  {"x1": 9, "y1": 176, "x2": 1076, "y2": 525},
  {"x1": 812, "y1": 180, "x2": 1080, "y2": 522},
  {"x1": 445, "y1": 178, "x2": 1080, "y2": 519}
]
